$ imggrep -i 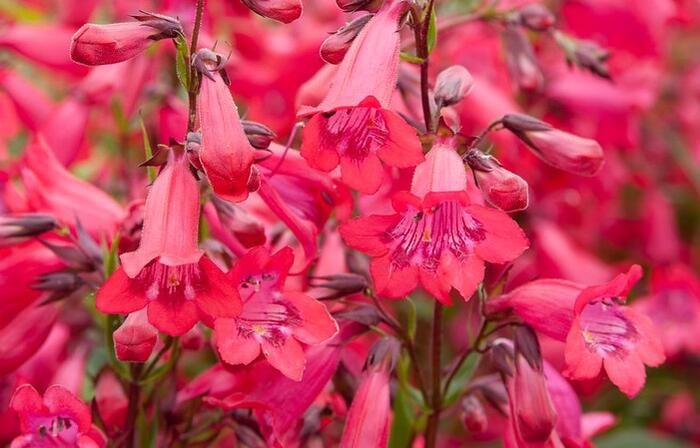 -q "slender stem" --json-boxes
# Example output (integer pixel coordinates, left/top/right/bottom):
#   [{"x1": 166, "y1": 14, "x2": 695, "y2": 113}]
[
  {"x1": 413, "y1": 0, "x2": 436, "y2": 133},
  {"x1": 187, "y1": 0, "x2": 205, "y2": 133},
  {"x1": 124, "y1": 364, "x2": 143, "y2": 448},
  {"x1": 424, "y1": 302, "x2": 443, "y2": 448}
]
